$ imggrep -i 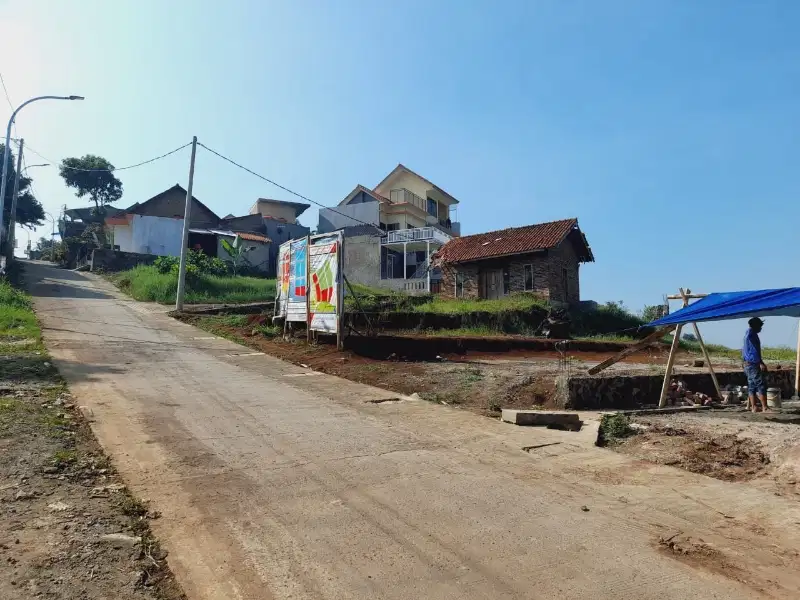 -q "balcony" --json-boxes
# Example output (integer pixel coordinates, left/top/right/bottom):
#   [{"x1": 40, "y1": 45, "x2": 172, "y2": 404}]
[
  {"x1": 389, "y1": 188, "x2": 427, "y2": 212},
  {"x1": 381, "y1": 226, "x2": 452, "y2": 246}
]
